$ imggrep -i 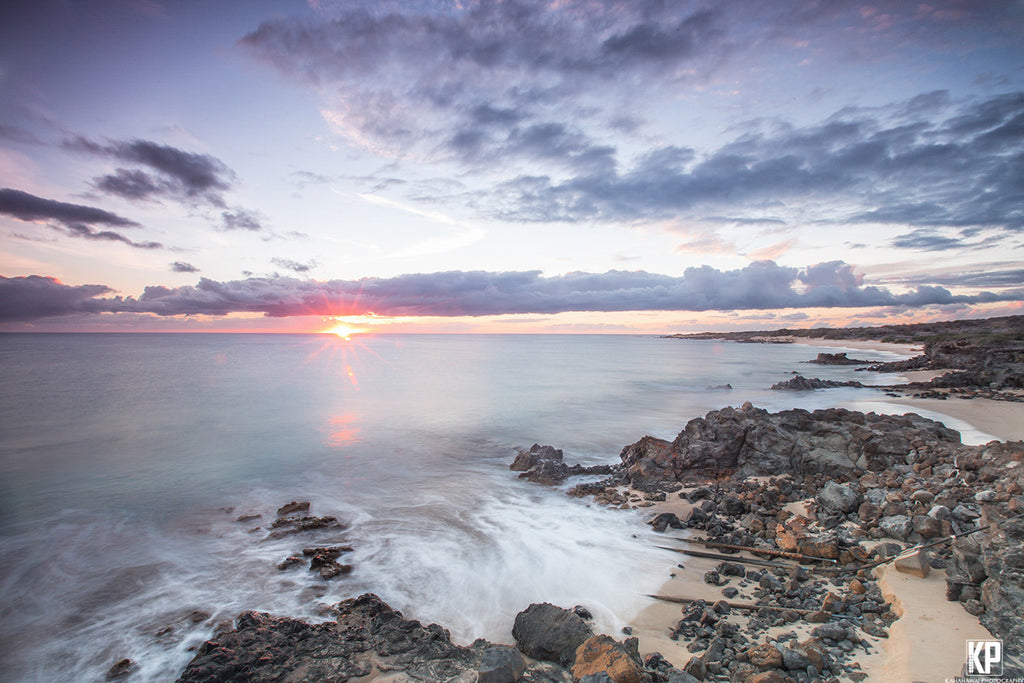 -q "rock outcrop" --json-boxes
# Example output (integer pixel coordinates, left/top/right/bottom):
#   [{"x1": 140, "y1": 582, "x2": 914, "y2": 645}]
[
  {"x1": 178, "y1": 594, "x2": 478, "y2": 682},
  {"x1": 512, "y1": 602, "x2": 593, "y2": 668},
  {"x1": 178, "y1": 594, "x2": 696, "y2": 682},
  {"x1": 616, "y1": 403, "x2": 961, "y2": 484},
  {"x1": 770, "y1": 375, "x2": 864, "y2": 391},
  {"x1": 809, "y1": 352, "x2": 872, "y2": 365},
  {"x1": 510, "y1": 443, "x2": 614, "y2": 485}
]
